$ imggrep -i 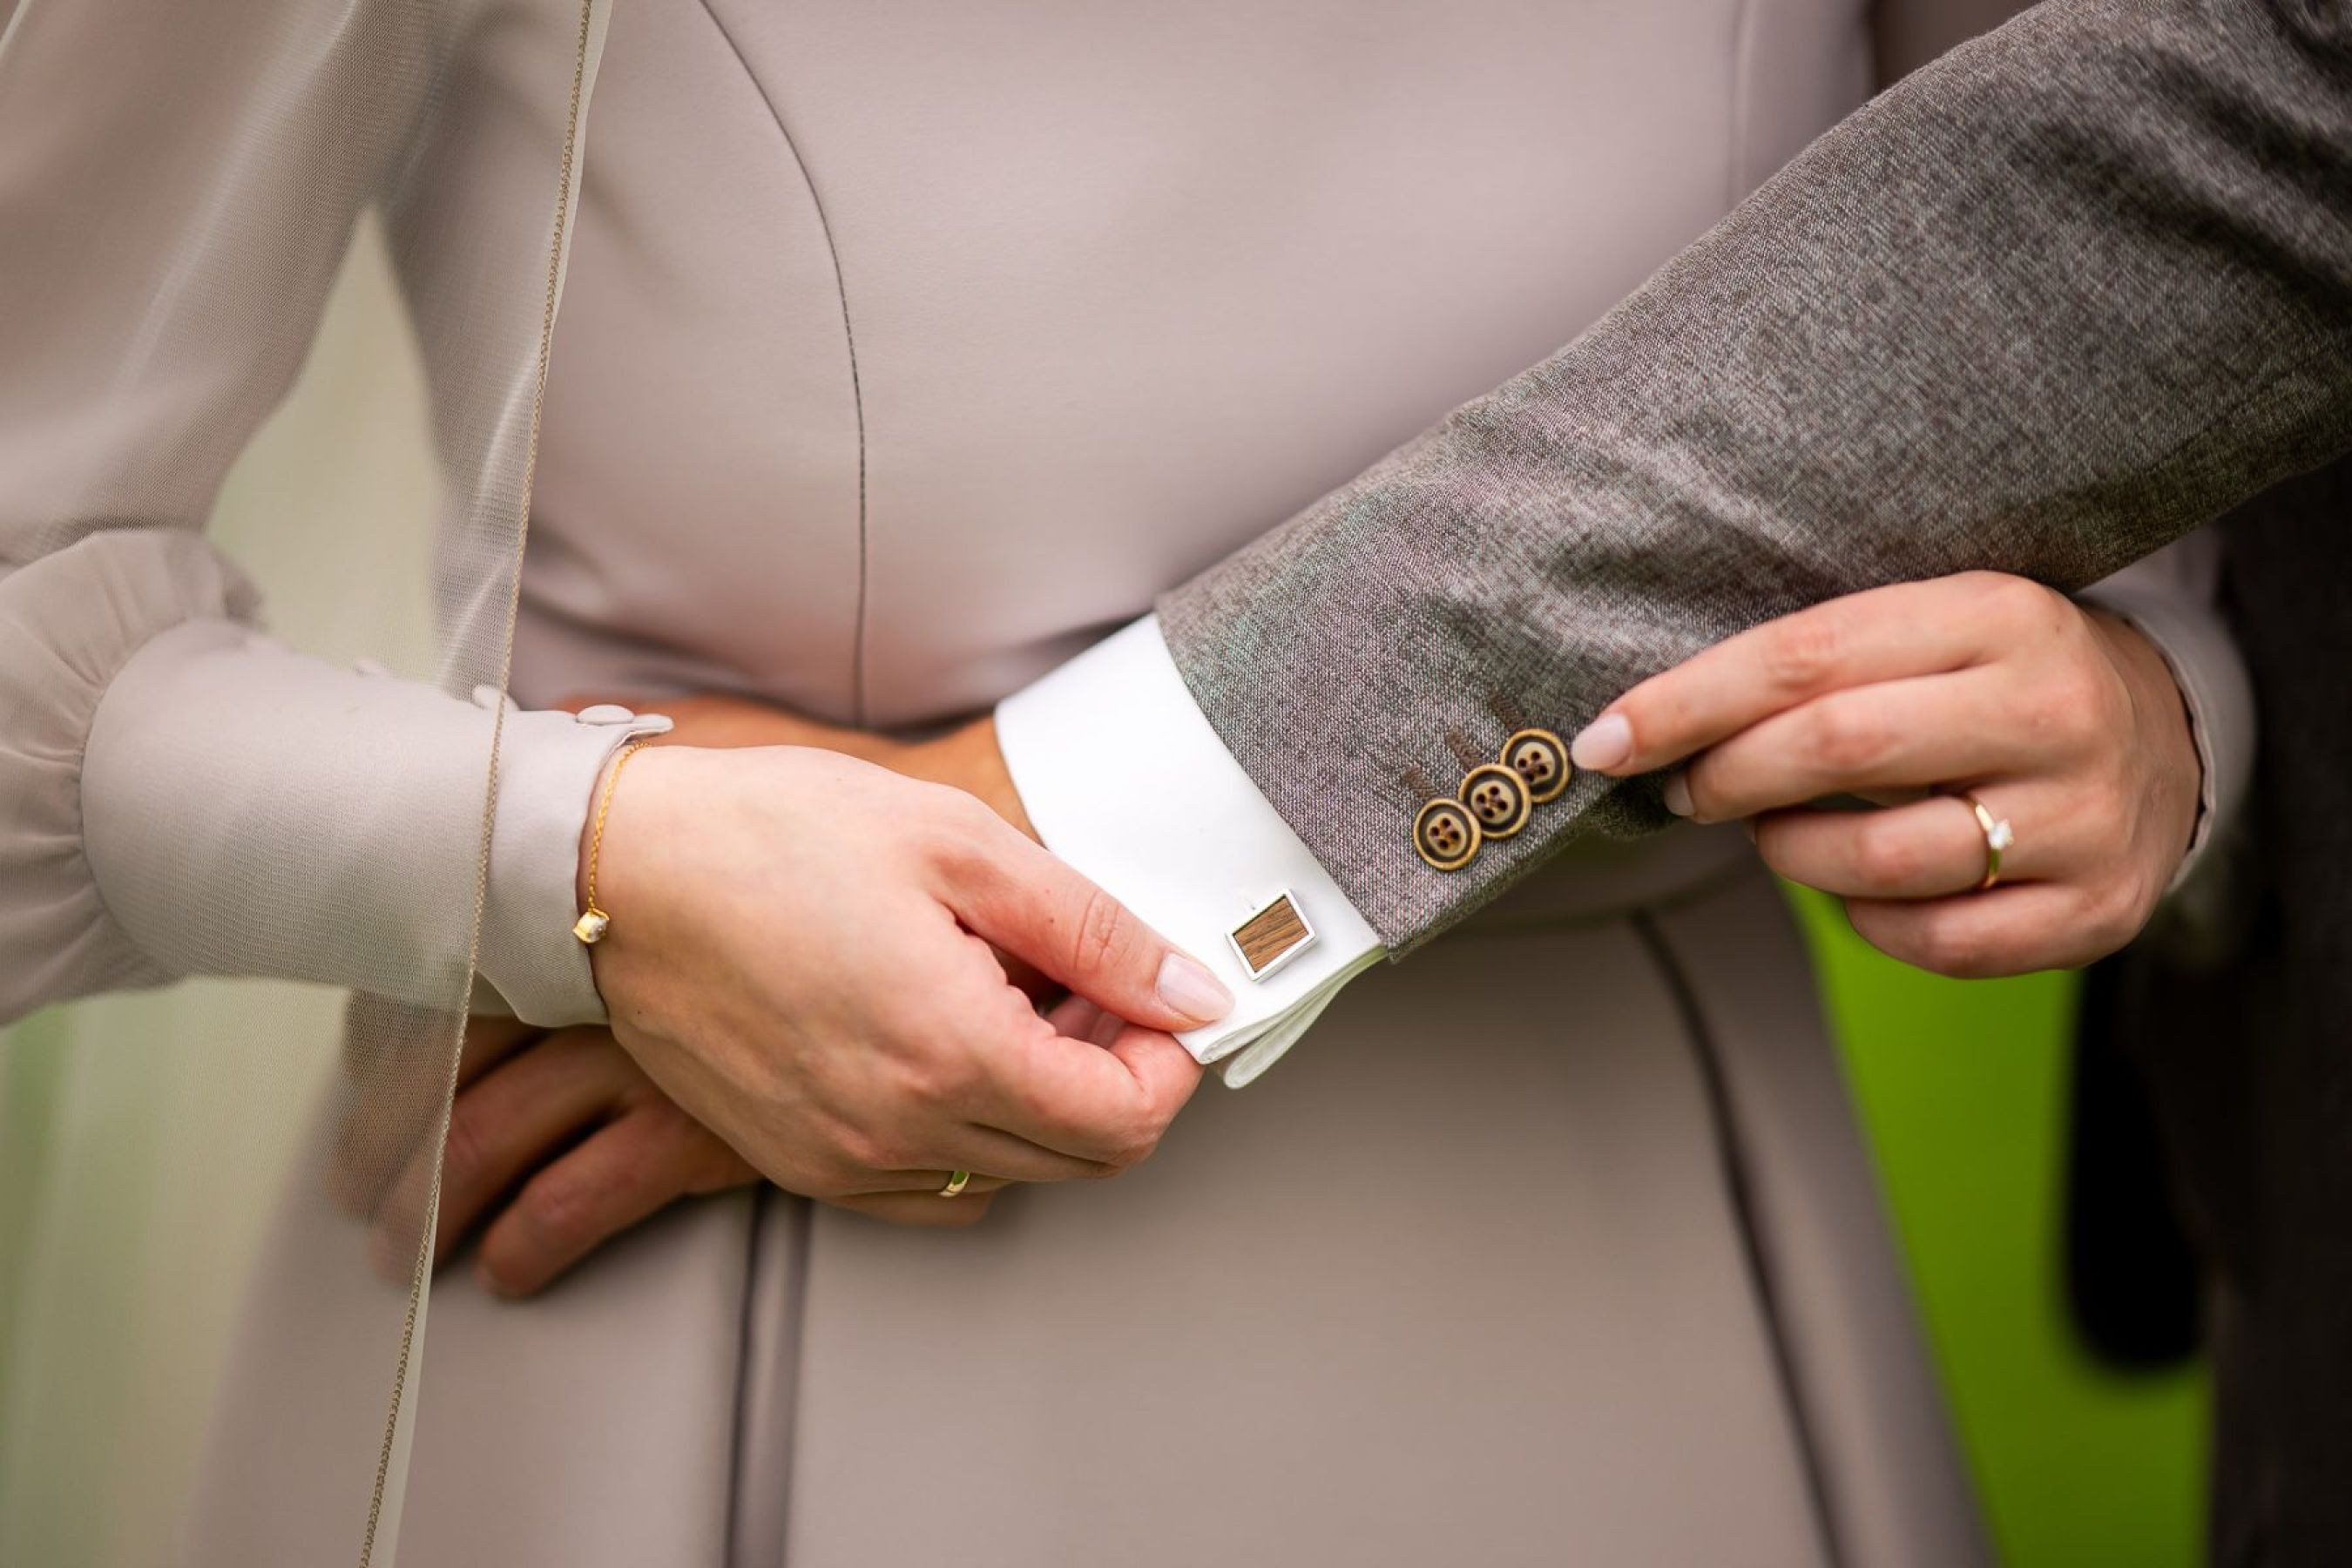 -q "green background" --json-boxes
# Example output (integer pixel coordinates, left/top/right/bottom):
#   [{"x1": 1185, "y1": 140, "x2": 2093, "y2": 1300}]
[{"x1": 1788, "y1": 884, "x2": 2207, "y2": 1565}]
